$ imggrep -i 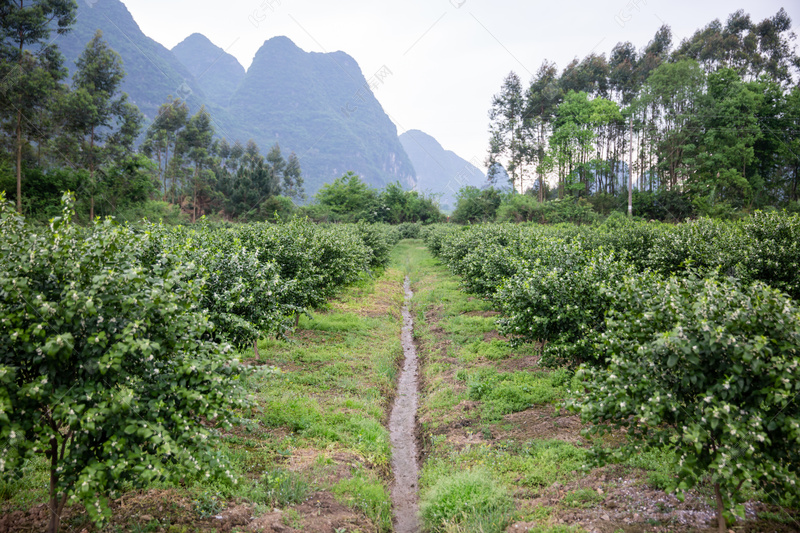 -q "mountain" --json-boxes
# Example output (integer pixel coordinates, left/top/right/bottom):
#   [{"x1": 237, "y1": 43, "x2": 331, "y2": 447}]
[
  {"x1": 223, "y1": 36, "x2": 416, "y2": 194},
  {"x1": 54, "y1": 0, "x2": 207, "y2": 119},
  {"x1": 54, "y1": 0, "x2": 417, "y2": 197},
  {"x1": 171, "y1": 33, "x2": 245, "y2": 110},
  {"x1": 399, "y1": 130, "x2": 486, "y2": 211}
]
